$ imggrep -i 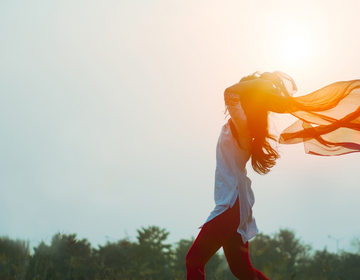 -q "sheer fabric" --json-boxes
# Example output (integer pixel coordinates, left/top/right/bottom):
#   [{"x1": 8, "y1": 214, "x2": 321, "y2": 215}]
[{"x1": 270, "y1": 72, "x2": 360, "y2": 156}]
